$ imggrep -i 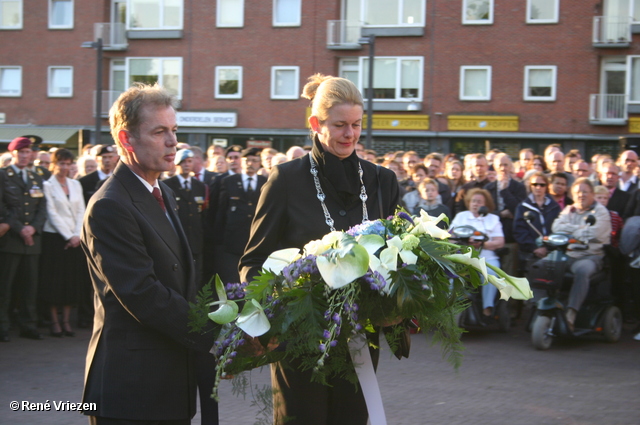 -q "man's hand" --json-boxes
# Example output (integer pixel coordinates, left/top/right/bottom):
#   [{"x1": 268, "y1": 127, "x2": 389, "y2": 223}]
[
  {"x1": 0, "y1": 222, "x2": 9, "y2": 238},
  {"x1": 499, "y1": 209, "x2": 514, "y2": 219},
  {"x1": 20, "y1": 226, "x2": 35, "y2": 246},
  {"x1": 533, "y1": 247, "x2": 548, "y2": 258}
]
